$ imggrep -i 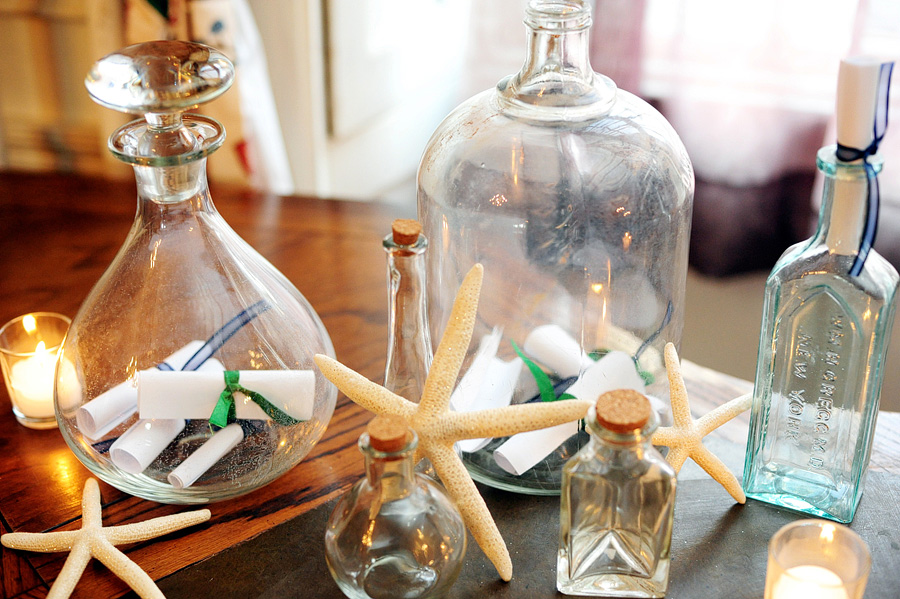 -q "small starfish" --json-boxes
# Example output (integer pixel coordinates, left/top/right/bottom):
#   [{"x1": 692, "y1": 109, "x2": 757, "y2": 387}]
[
  {"x1": 315, "y1": 264, "x2": 591, "y2": 581},
  {"x1": 1, "y1": 478, "x2": 211, "y2": 599},
  {"x1": 651, "y1": 343, "x2": 752, "y2": 503}
]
